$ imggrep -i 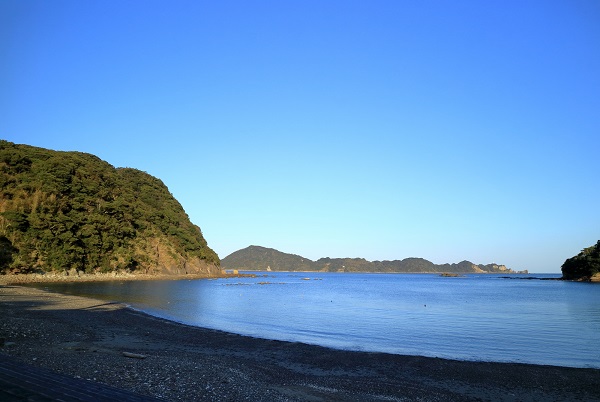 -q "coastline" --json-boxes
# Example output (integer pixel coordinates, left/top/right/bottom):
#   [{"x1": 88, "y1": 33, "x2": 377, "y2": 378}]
[
  {"x1": 1, "y1": 285, "x2": 599, "y2": 401},
  {"x1": 0, "y1": 271, "x2": 567, "y2": 287},
  {"x1": 0, "y1": 271, "x2": 252, "y2": 285}
]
